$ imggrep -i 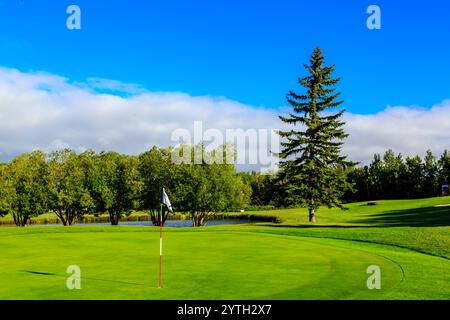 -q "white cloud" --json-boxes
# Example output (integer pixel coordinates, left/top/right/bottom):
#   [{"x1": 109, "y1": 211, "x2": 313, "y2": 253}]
[
  {"x1": 344, "y1": 103, "x2": 450, "y2": 163},
  {"x1": 0, "y1": 67, "x2": 279, "y2": 169},
  {"x1": 0, "y1": 67, "x2": 449, "y2": 167}
]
